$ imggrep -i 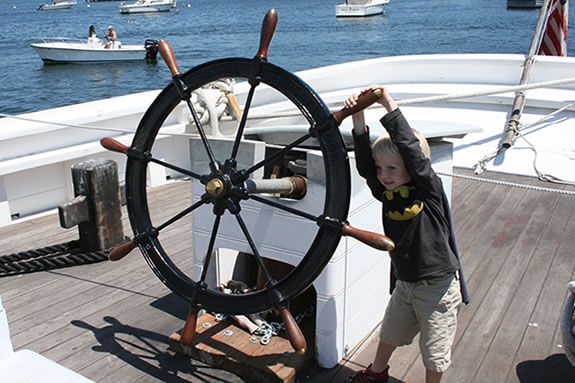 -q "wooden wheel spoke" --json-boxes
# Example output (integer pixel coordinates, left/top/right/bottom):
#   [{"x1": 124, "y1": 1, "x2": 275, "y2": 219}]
[
  {"x1": 249, "y1": 194, "x2": 318, "y2": 222},
  {"x1": 100, "y1": 137, "x2": 202, "y2": 180},
  {"x1": 198, "y1": 214, "x2": 221, "y2": 282},
  {"x1": 156, "y1": 196, "x2": 207, "y2": 232},
  {"x1": 183, "y1": 96, "x2": 220, "y2": 173},
  {"x1": 230, "y1": 84, "x2": 258, "y2": 161},
  {"x1": 149, "y1": 157, "x2": 202, "y2": 181},
  {"x1": 242, "y1": 132, "x2": 312, "y2": 179},
  {"x1": 234, "y1": 213, "x2": 275, "y2": 285}
]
